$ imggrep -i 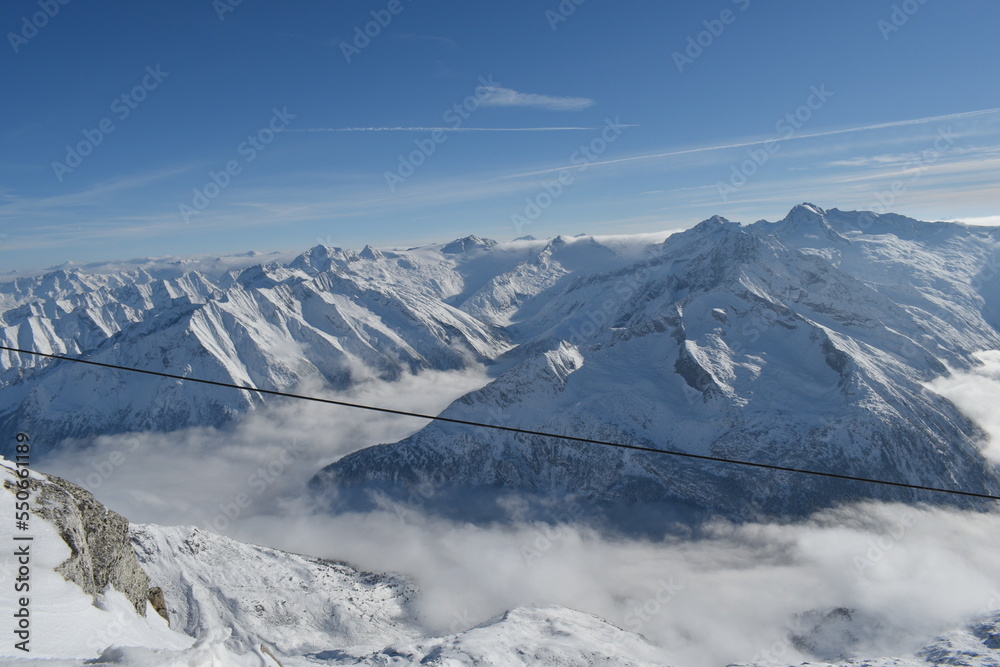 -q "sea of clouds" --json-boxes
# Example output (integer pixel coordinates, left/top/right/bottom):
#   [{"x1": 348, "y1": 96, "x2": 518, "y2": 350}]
[{"x1": 41, "y1": 359, "x2": 1000, "y2": 666}]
